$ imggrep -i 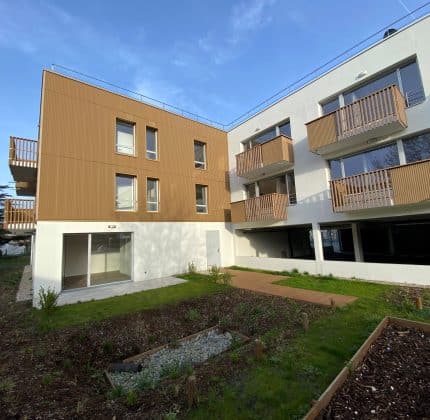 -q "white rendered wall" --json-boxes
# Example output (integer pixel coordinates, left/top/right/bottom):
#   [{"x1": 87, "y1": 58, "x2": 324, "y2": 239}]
[
  {"x1": 235, "y1": 256, "x2": 430, "y2": 286},
  {"x1": 32, "y1": 221, "x2": 234, "y2": 307},
  {"x1": 228, "y1": 16, "x2": 430, "y2": 228}
]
